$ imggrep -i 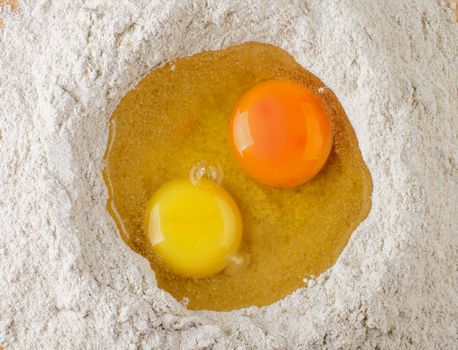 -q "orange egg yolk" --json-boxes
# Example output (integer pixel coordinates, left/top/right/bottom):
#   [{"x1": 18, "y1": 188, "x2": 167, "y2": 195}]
[{"x1": 229, "y1": 79, "x2": 333, "y2": 187}]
